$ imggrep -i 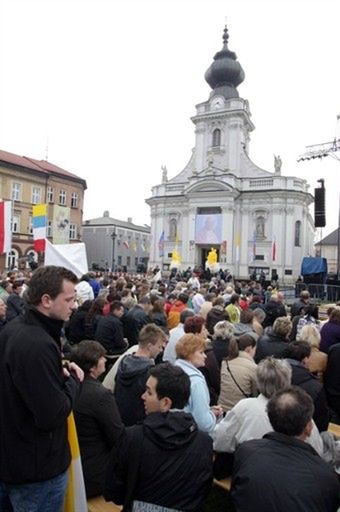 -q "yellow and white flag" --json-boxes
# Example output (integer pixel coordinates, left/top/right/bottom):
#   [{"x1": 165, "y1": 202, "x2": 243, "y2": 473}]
[{"x1": 63, "y1": 412, "x2": 87, "y2": 512}]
